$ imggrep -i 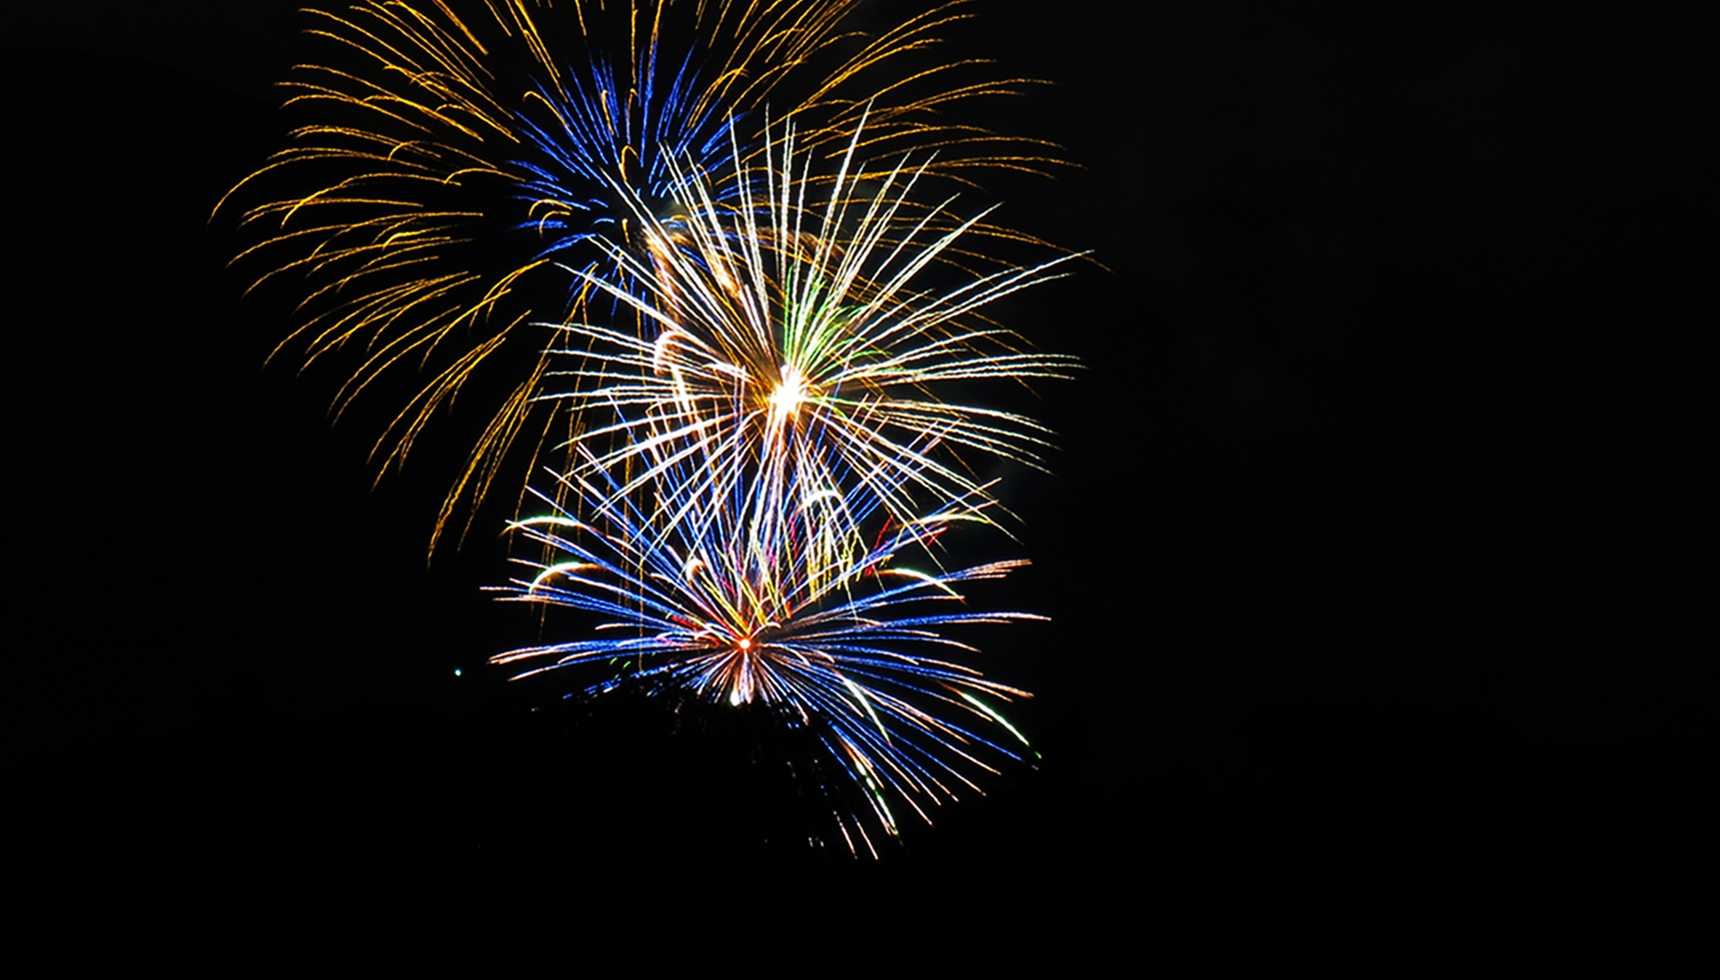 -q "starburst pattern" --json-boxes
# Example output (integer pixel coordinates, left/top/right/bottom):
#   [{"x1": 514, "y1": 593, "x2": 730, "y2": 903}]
[
  {"x1": 496, "y1": 448, "x2": 1041, "y2": 855},
  {"x1": 545, "y1": 115, "x2": 1082, "y2": 558}
]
